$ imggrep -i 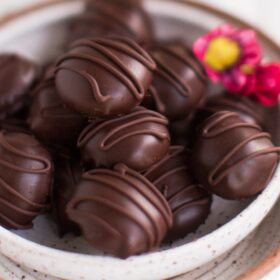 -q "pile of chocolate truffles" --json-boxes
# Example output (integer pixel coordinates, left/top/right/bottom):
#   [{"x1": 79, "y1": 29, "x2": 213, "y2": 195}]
[{"x1": 0, "y1": 0, "x2": 279, "y2": 259}]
